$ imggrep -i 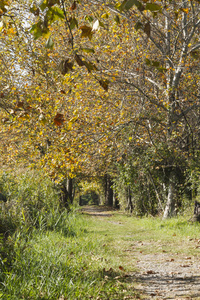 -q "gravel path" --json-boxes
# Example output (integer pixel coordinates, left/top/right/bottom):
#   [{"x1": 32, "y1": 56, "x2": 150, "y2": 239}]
[
  {"x1": 133, "y1": 241, "x2": 200, "y2": 299},
  {"x1": 81, "y1": 206, "x2": 200, "y2": 299}
]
